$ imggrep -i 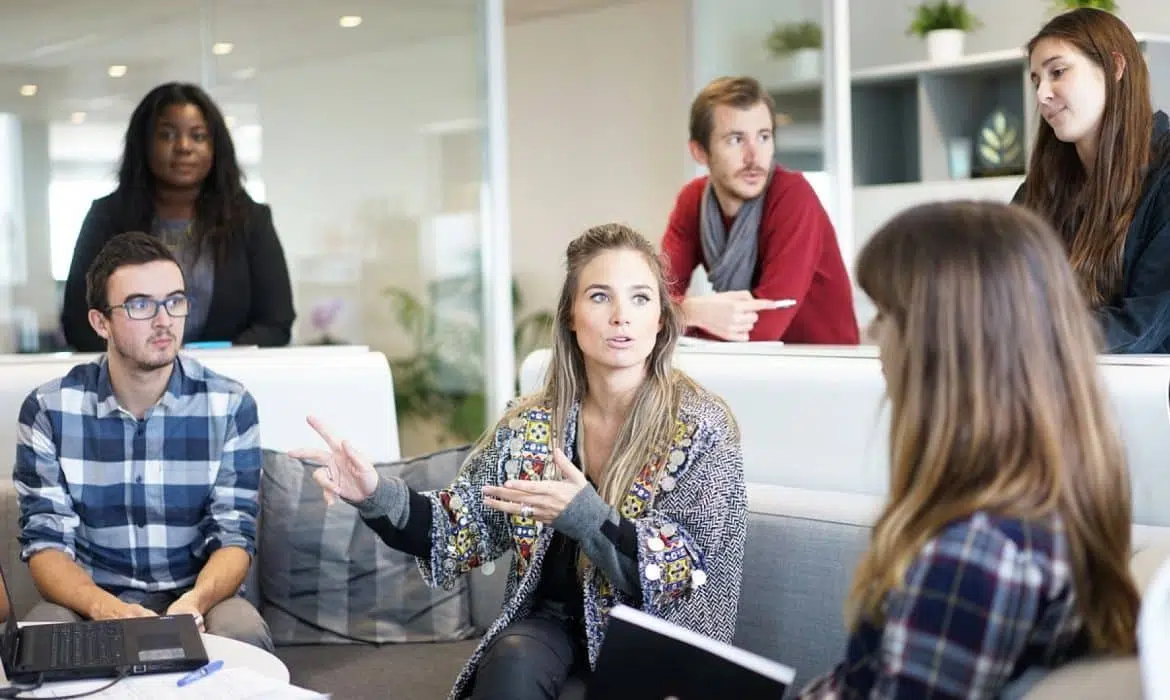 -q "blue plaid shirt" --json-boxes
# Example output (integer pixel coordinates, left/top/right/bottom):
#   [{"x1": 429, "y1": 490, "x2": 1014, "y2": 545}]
[
  {"x1": 800, "y1": 512, "x2": 1089, "y2": 699},
  {"x1": 13, "y1": 354, "x2": 260, "y2": 596}
]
